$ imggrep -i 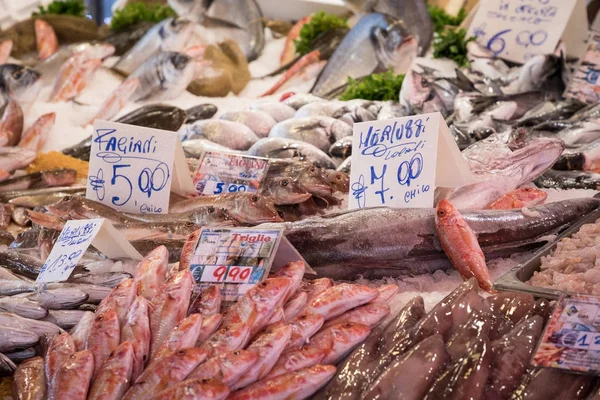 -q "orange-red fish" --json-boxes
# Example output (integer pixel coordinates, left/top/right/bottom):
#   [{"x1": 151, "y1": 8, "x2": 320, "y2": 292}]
[
  {"x1": 87, "y1": 341, "x2": 134, "y2": 400},
  {"x1": 149, "y1": 378, "x2": 230, "y2": 400},
  {"x1": 13, "y1": 356, "x2": 46, "y2": 400},
  {"x1": 121, "y1": 296, "x2": 151, "y2": 382},
  {"x1": 280, "y1": 16, "x2": 312, "y2": 65},
  {"x1": 45, "y1": 333, "x2": 75, "y2": 387},
  {"x1": 435, "y1": 198, "x2": 494, "y2": 292},
  {"x1": 18, "y1": 112, "x2": 56, "y2": 151},
  {"x1": 485, "y1": 187, "x2": 547, "y2": 209},
  {"x1": 35, "y1": 20, "x2": 58, "y2": 60},
  {"x1": 48, "y1": 350, "x2": 94, "y2": 400},
  {"x1": 153, "y1": 313, "x2": 203, "y2": 361},
  {"x1": 86, "y1": 78, "x2": 139, "y2": 126},
  {"x1": 187, "y1": 349, "x2": 258, "y2": 386},
  {"x1": 261, "y1": 50, "x2": 321, "y2": 97},
  {"x1": 86, "y1": 307, "x2": 120, "y2": 378},
  {"x1": 0, "y1": 40, "x2": 13, "y2": 64}
]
